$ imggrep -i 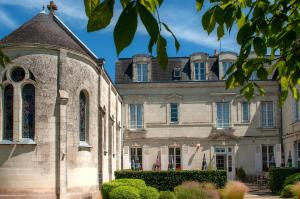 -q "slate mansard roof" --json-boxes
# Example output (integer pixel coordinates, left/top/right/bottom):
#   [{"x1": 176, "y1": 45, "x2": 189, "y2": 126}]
[
  {"x1": 0, "y1": 12, "x2": 97, "y2": 59},
  {"x1": 115, "y1": 55, "x2": 220, "y2": 84}
]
